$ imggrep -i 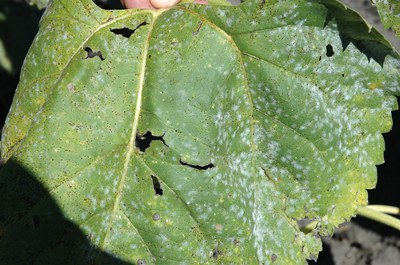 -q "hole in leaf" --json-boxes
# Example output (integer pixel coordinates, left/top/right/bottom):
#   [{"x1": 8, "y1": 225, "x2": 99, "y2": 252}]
[
  {"x1": 137, "y1": 259, "x2": 146, "y2": 265},
  {"x1": 326, "y1": 44, "x2": 334, "y2": 57},
  {"x1": 179, "y1": 159, "x2": 215, "y2": 170},
  {"x1": 151, "y1": 175, "x2": 163, "y2": 196},
  {"x1": 84, "y1": 47, "x2": 105, "y2": 60},
  {"x1": 110, "y1": 21, "x2": 148, "y2": 38},
  {"x1": 212, "y1": 246, "x2": 222, "y2": 260},
  {"x1": 350, "y1": 242, "x2": 362, "y2": 249},
  {"x1": 92, "y1": 0, "x2": 124, "y2": 9},
  {"x1": 135, "y1": 131, "x2": 167, "y2": 152},
  {"x1": 271, "y1": 253, "x2": 278, "y2": 262}
]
